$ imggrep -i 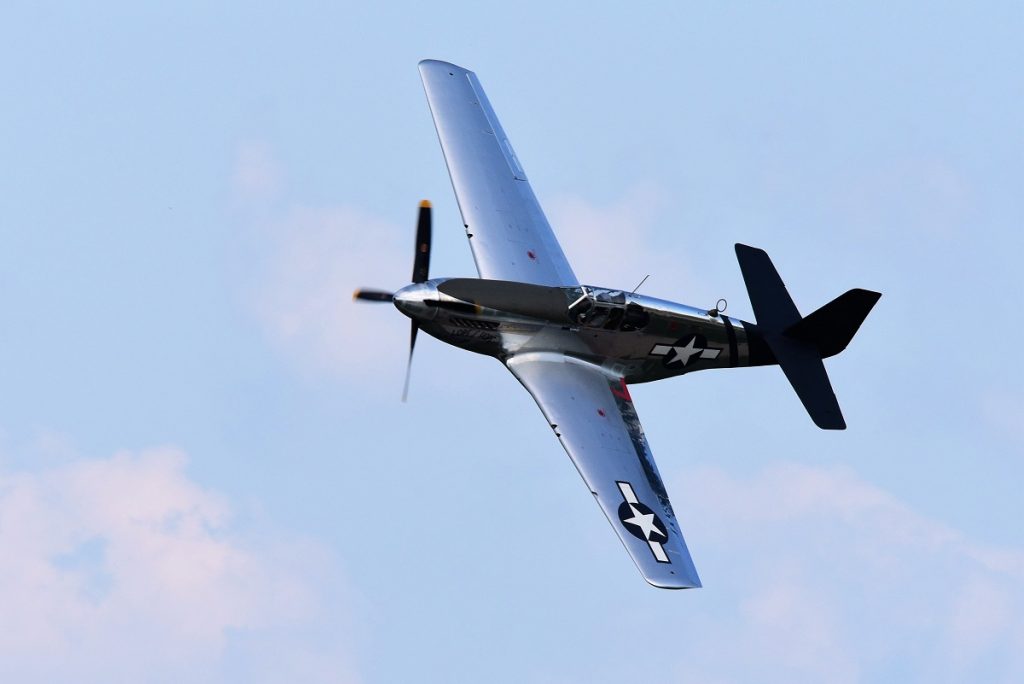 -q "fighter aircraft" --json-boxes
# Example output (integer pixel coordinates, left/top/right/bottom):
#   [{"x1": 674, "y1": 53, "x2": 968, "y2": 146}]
[{"x1": 354, "y1": 59, "x2": 880, "y2": 589}]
